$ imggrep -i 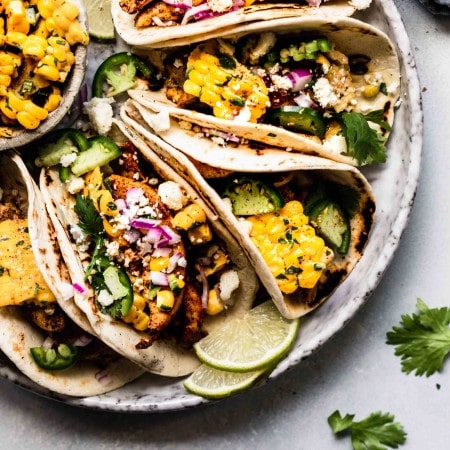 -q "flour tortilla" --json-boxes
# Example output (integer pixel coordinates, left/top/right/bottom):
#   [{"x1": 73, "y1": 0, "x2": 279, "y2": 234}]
[
  {"x1": 127, "y1": 16, "x2": 400, "y2": 166},
  {"x1": 121, "y1": 103, "x2": 376, "y2": 319},
  {"x1": 39, "y1": 121, "x2": 259, "y2": 376},
  {"x1": 0, "y1": 152, "x2": 144, "y2": 397},
  {"x1": 112, "y1": 0, "x2": 360, "y2": 48}
]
